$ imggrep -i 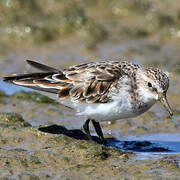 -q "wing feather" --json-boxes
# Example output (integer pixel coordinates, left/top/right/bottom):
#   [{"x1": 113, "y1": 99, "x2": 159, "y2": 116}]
[
  {"x1": 59, "y1": 61, "x2": 127, "y2": 103},
  {"x1": 26, "y1": 60, "x2": 61, "y2": 73},
  {"x1": 4, "y1": 60, "x2": 130, "y2": 103}
]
